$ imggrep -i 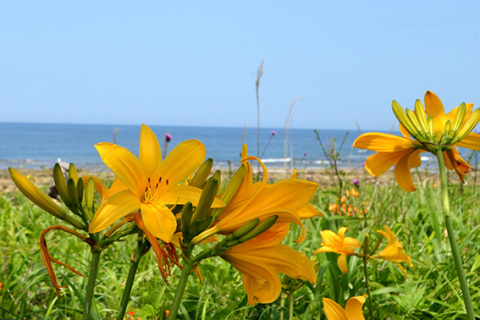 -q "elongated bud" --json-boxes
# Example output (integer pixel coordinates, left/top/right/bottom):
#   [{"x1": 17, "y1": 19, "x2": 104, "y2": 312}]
[
  {"x1": 406, "y1": 109, "x2": 426, "y2": 140},
  {"x1": 53, "y1": 163, "x2": 71, "y2": 206},
  {"x1": 211, "y1": 165, "x2": 246, "y2": 220},
  {"x1": 84, "y1": 177, "x2": 95, "y2": 221},
  {"x1": 414, "y1": 100, "x2": 429, "y2": 135},
  {"x1": 450, "y1": 103, "x2": 466, "y2": 135},
  {"x1": 451, "y1": 108, "x2": 480, "y2": 145},
  {"x1": 193, "y1": 171, "x2": 221, "y2": 222},
  {"x1": 67, "y1": 178, "x2": 81, "y2": 212},
  {"x1": 227, "y1": 215, "x2": 278, "y2": 247},
  {"x1": 369, "y1": 237, "x2": 383, "y2": 255},
  {"x1": 189, "y1": 158, "x2": 214, "y2": 188},
  {"x1": 427, "y1": 116, "x2": 434, "y2": 138},
  {"x1": 69, "y1": 163, "x2": 79, "y2": 182},
  {"x1": 181, "y1": 202, "x2": 194, "y2": 242},
  {"x1": 225, "y1": 218, "x2": 260, "y2": 242},
  {"x1": 392, "y1": 101, "x2": 419, "y2": 139},
  {"x1": 76, "y1": 178, "x2": 83, "y2": 204},
  {"x1": 9, "y1": 167, "x2": 68, "y2": 220},
  {"x1": 444, "y1": 120, "x2": 452, "y2": 135},
  {"x1": 362, "y1": 233, "x2": 370, "y2": 256}
]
